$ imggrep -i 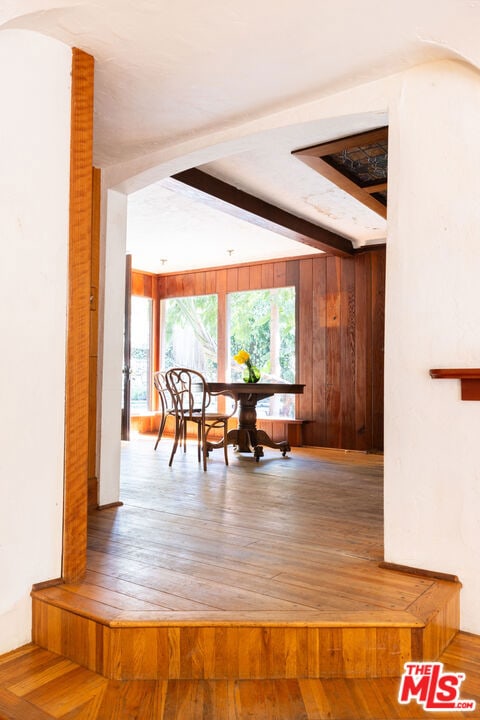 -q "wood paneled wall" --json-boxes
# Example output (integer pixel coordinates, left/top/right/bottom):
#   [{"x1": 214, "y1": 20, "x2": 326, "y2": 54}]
[
  {"x1": 137, "y1": 251, "x2": 385, "y2": 452},
  {"x1": 296, "y1": 252, "x2": 385, "y2": 451},
  {"x1": 132, "y1": 270, "x2": 155, "y2": 297}
]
